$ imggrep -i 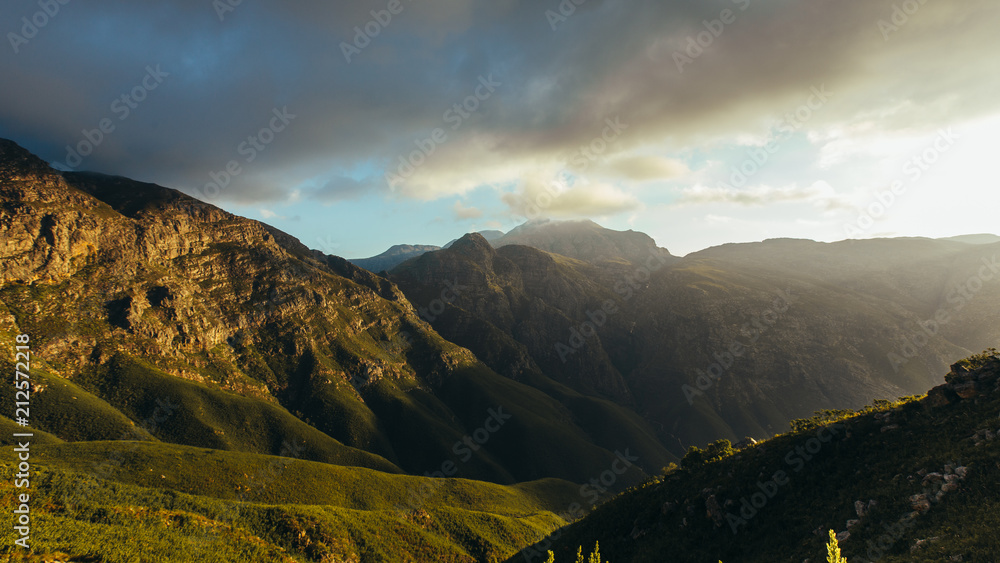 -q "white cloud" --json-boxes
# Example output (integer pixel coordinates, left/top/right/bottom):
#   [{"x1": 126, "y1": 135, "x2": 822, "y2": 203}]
[
  {"x1": 674, "y1": 181, "x2": 853, "y2": 212},
  {"x1": 601, "y1": 155, "x2": 690, "y2": 181},
  {"x1": 452, "y1": 200, "x2": 483, "y2": 220},
  {"x1": 501, "y1": 175, "x2": 642, "y2": 219}
]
